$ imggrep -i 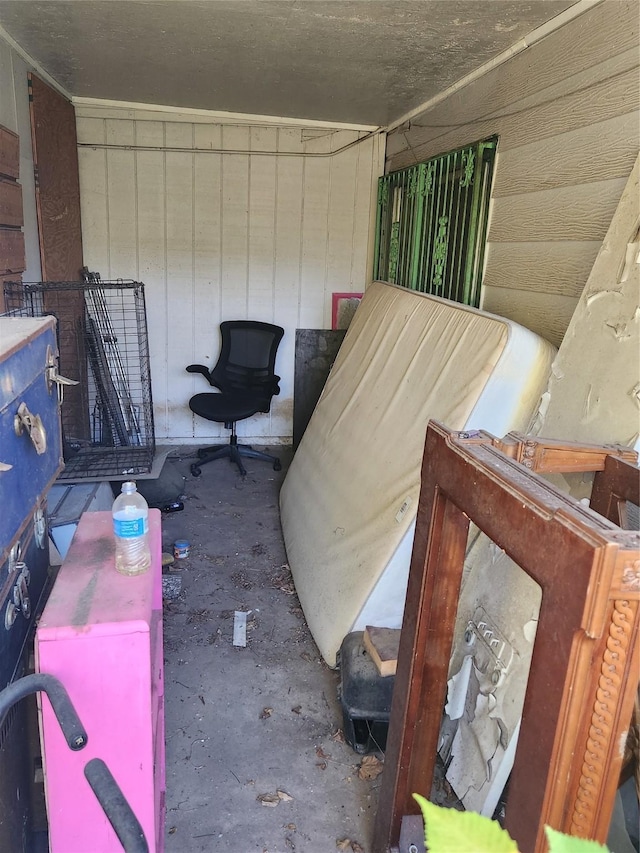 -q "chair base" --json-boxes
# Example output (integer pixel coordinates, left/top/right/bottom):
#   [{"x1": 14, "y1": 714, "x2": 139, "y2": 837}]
[{"x1": 191, "y1": 435, "x2": 281, "y2": 477}]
